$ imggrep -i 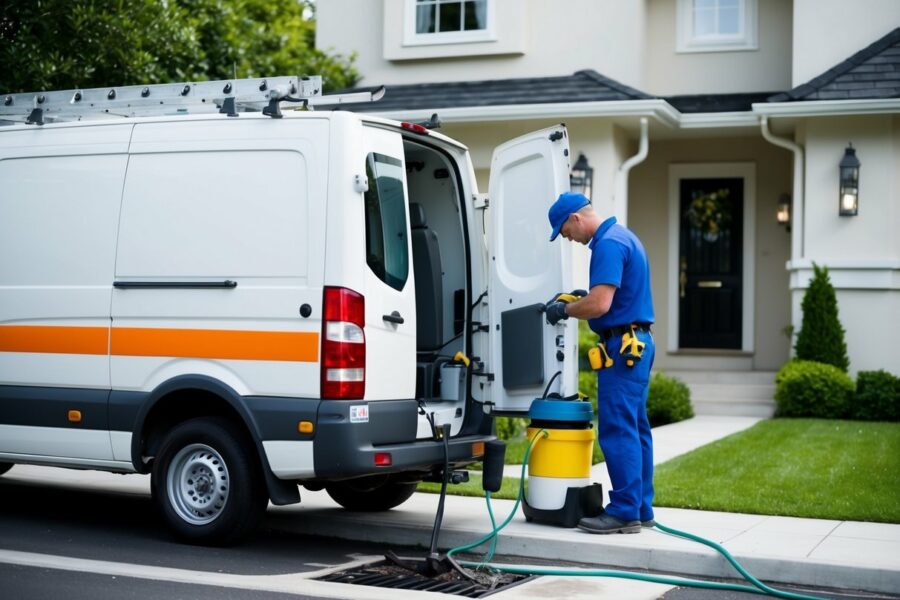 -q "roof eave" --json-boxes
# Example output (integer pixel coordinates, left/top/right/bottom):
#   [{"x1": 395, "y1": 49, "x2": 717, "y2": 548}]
[
  {"x1": 753, "y1": 98, "x2": 900, "y2": 118},
  {"x1": 361, "y1": 99, "x2": 681, "y2": 128}
]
